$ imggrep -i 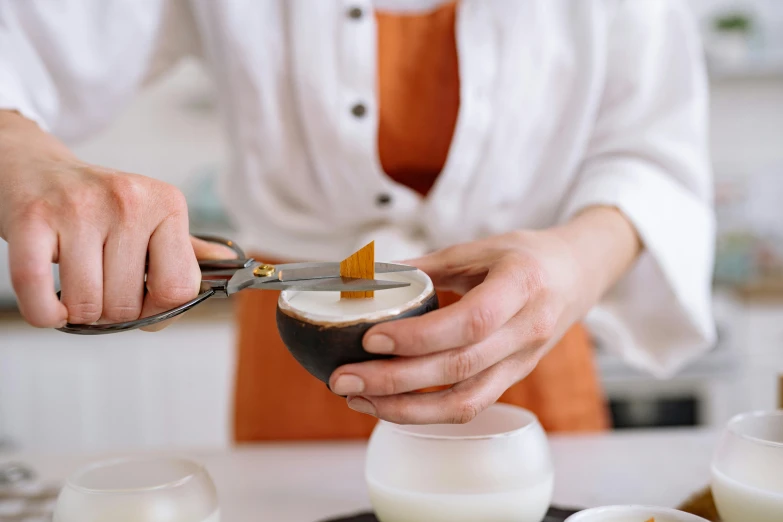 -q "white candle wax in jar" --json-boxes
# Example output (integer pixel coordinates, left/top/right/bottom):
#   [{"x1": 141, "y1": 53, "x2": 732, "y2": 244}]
[
  {"x1": 564, "y1": 506, "x2": 709, "y2": 522},
  {"x1": 283, "y1": 271, "x2": 432, "y2": 322}
]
